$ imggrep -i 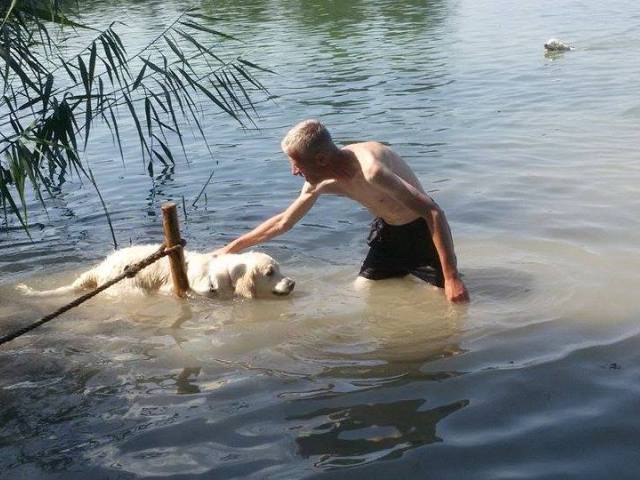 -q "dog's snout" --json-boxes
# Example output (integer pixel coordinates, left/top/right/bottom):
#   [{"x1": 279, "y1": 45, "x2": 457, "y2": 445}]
[
  {"x1": 273, "y1": 277, "x2": 295, "y2": 296},
  {"x1": 285, "y1": 278, "x2": 295, "y2": 292}
]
